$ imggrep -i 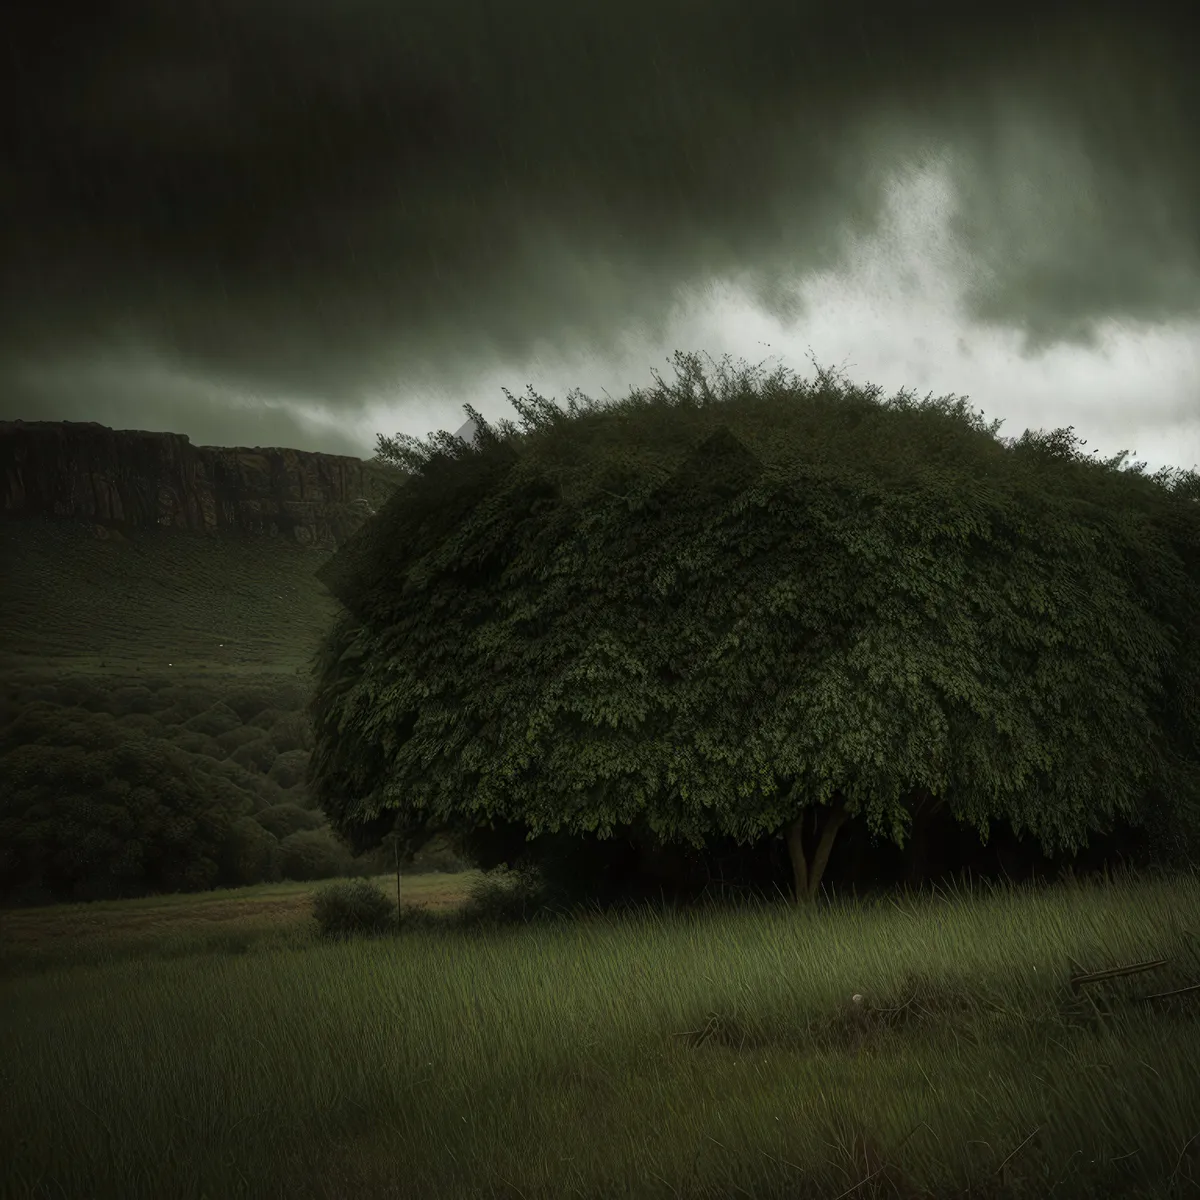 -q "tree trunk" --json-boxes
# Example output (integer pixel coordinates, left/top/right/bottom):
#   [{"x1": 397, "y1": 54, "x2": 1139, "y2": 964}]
[
  {"x1": 784, "y1": 794, "x2": 849, "y2": 904},
  {"x1": 903, "y1": 787, "x2": 946, "y2": 887}
]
